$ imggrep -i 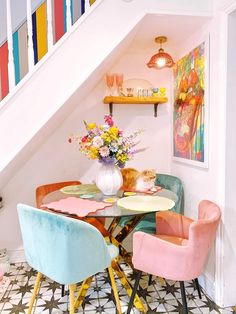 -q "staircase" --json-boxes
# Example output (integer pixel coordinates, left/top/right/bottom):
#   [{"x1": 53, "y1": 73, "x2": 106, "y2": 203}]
[
  {"x1": 0, "y1": 0, "x2": 212, "y2": 189},
  {"x1": 0, "y1": 0, "x2": 93, "y2": 101}
]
